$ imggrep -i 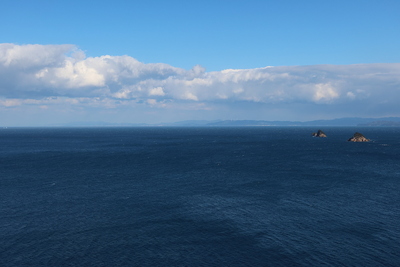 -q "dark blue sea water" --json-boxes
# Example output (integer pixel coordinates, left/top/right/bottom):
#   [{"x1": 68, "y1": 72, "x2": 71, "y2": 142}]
[{"x1": 1, "y1": 127, "x2": 400, "y2": 266}]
